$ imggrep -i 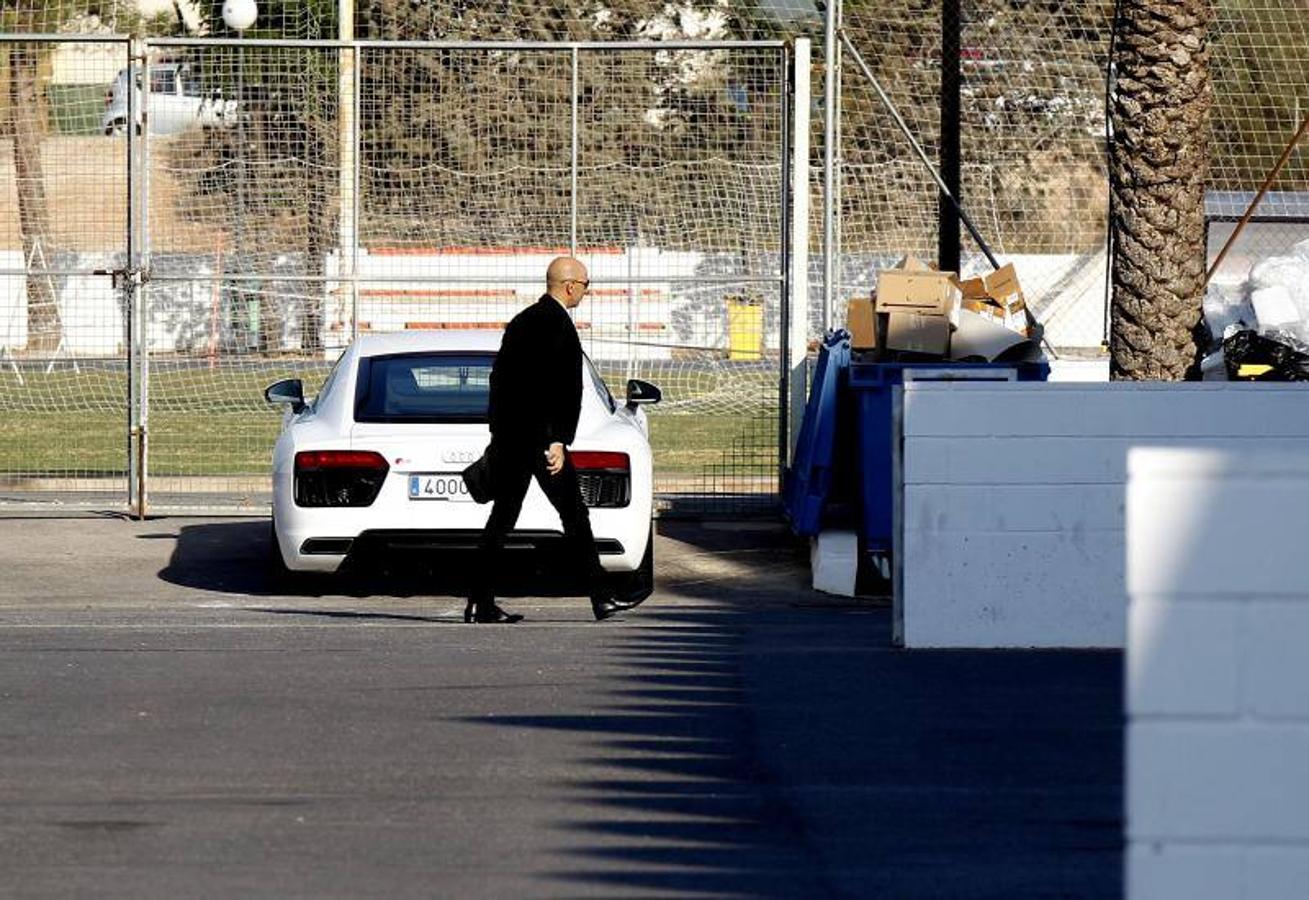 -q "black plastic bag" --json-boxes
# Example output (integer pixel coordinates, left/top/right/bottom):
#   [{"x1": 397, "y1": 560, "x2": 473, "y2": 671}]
[{"x1": 1222, "y1": 330, "x2": 1309, "y2": 381}]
